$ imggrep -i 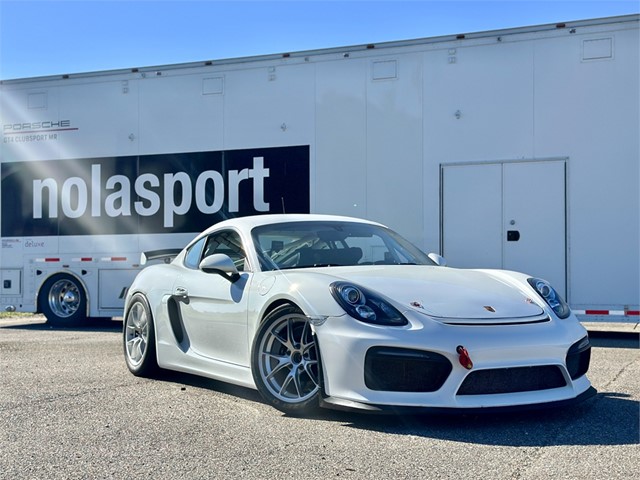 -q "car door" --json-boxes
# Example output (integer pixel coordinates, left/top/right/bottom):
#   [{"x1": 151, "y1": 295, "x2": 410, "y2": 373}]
[{"x1": 173, "y1": 229, "x2": 251, "y2": 366}]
